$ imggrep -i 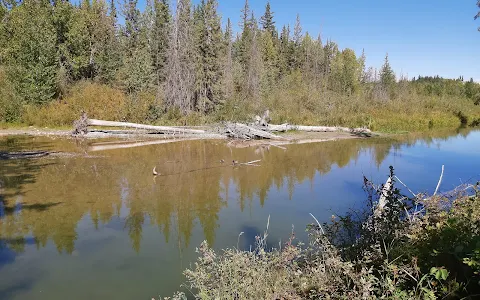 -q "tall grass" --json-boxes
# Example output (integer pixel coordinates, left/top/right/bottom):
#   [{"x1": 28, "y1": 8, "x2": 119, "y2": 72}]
[
  {"x1": 3, "y1": 73, "x2": 480, "y2": 132},
  {"x1": 172, "y1": 168, "x2": 480, "y2": 299}
]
